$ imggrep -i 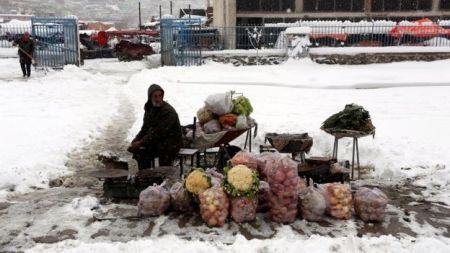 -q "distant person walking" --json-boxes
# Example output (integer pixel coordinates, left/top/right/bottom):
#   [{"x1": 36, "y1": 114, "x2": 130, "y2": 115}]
[{"x1": 14, "y1": 32, "x2": 34, "y2": 78}]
